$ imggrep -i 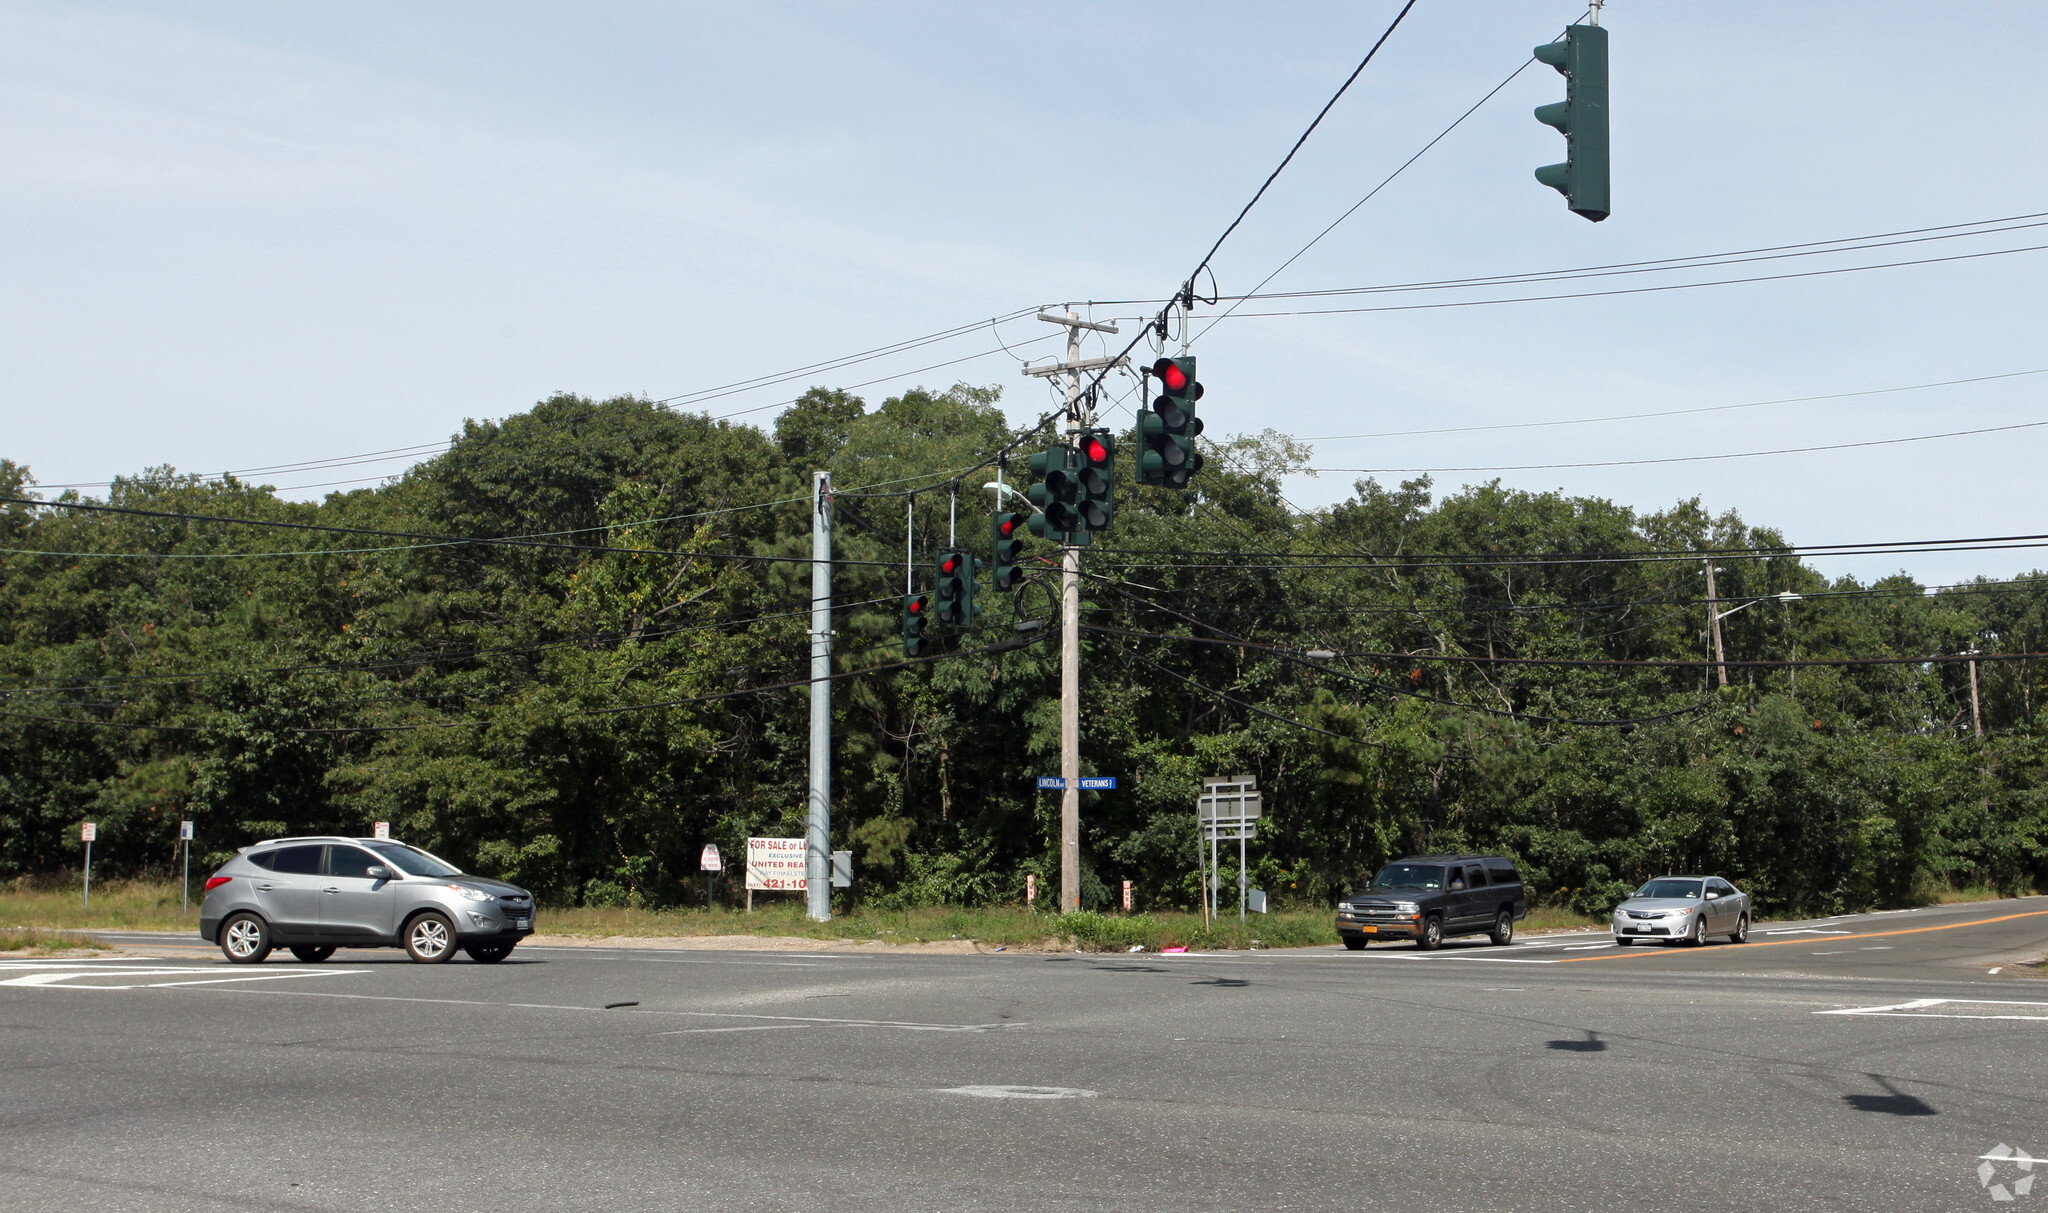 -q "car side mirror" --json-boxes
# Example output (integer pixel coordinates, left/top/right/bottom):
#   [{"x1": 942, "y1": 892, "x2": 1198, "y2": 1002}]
[
  {"x1": 1706, "y1": 891, "x2": 1720, "y2": 899},
  {"x1": 366, "y1": 865, "x2": 392, "y2": 880}
]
